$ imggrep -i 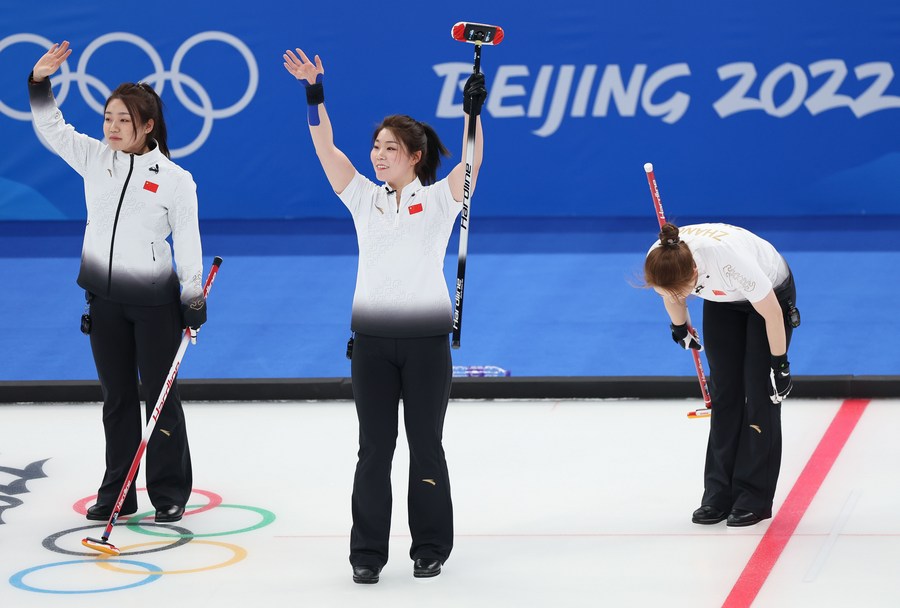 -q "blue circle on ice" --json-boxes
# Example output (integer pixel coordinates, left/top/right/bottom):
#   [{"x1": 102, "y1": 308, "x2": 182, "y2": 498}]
[{"x1": 9, "y1": 558, "x2": 161, "y2": 593}]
